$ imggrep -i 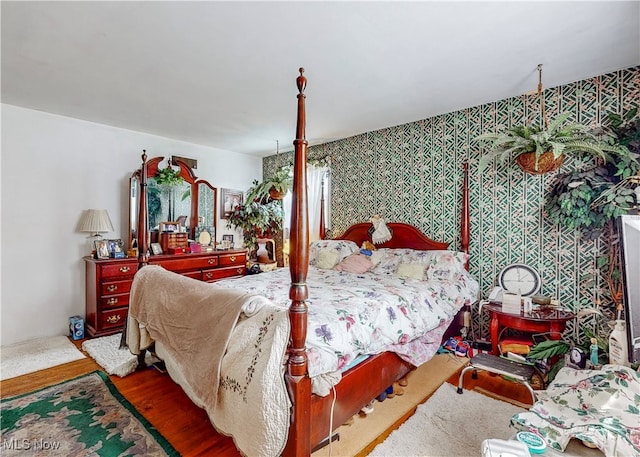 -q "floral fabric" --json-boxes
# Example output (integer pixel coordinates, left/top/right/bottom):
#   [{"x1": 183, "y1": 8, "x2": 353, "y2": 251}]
[
  {"x1": 216, "y1": 266, "x2": 479, "y2": 379},
  {"x1": 309, "y1": 240, "x2": 360, "y2": 267},
  {"x1": 369, "y1": 248, "x2": 469, "y2": 278},
  {"x1": 511, "y1": 364, "x2": 640, "y2": 456}
]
